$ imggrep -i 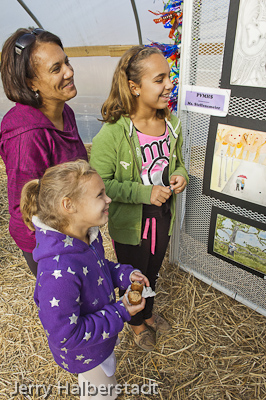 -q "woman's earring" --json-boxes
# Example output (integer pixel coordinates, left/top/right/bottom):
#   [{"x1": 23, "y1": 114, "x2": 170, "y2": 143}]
[
  {"x1": 136, "y1": 93, "x2": 140, "y2": 97},
  {"x1": 32, "y1": 89, "x2": 39, "y2": 98}
]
